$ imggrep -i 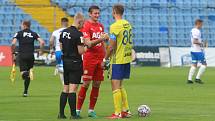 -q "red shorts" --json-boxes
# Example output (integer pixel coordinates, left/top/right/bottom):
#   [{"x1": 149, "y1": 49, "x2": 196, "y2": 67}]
[{"x1": 83, "y1": 59, "x2": 104, "y2": 81}]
